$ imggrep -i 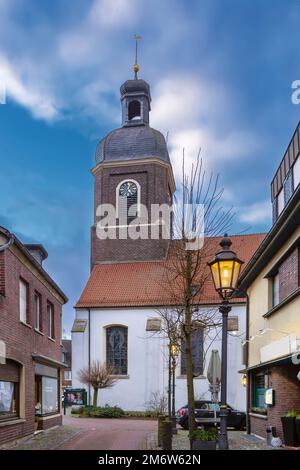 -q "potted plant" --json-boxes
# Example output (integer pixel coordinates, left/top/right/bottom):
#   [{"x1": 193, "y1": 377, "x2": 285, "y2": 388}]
[
  {"x1": 190, "y1": 427, "x2": 218, "y2": 450},
  {"x1": 281, "y1": 409, "x2": 298, "y2": 446}
]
